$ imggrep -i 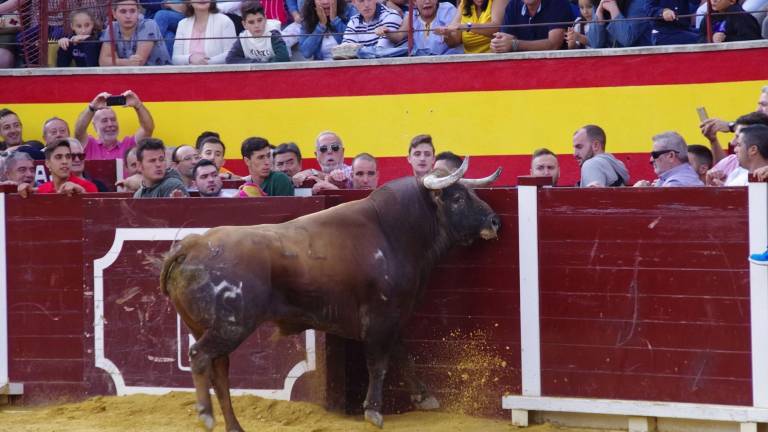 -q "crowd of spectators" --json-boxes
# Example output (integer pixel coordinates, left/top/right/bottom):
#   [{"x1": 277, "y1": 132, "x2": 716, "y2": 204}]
[
  {"x1": 0, "y1": 0, "x2": 767, "y2": 68},
  {"x1": 1, "y1": 85, "x2": 767, "y2": 198}
]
